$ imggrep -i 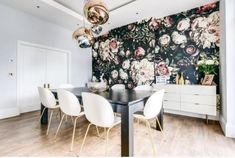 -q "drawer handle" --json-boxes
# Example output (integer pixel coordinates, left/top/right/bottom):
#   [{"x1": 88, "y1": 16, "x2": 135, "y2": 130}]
[
  {"x1": 164, "y1": 100, "x2": 168, "y2": 102},
  {"x1": 194, "y1": 94, "x2": 200, "y2": 96},
  {"x1": 194, "y1": 103, "x2": 200, "y2": 105}
]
